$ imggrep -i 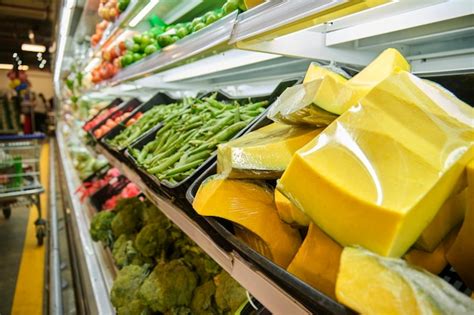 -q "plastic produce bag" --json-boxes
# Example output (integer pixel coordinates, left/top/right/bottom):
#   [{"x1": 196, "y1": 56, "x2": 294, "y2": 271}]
[
  {"x1": 268, "y1": 48, "x2": 410, "y2": 126},
  {"x1": 217, "y1": 122, "x2": 322, "y2": 179},
  {"x1": 278, "y1": 70, "x2": 474, "y2": 258}
]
